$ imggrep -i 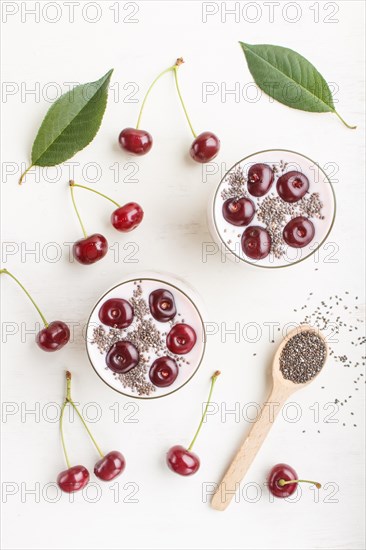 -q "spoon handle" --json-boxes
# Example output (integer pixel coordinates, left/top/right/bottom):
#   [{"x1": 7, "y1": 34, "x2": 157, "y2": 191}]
[{"x1": 211, "y1": 385, "x2": 292, "y2": 511}]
